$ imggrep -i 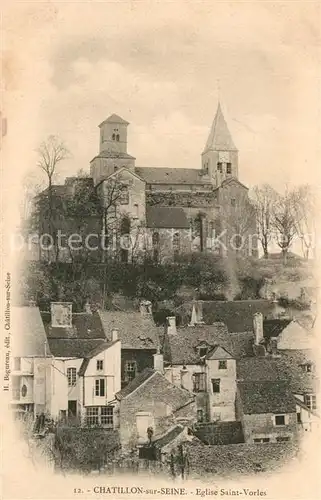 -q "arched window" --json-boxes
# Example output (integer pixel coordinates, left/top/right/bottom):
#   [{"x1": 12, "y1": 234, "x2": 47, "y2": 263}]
[
  {"x1": 152, "y1": 232, "x2": 160, "y2": 263},
  {"x1": 173, "y1": 232, "x2": 180, "y2": 261},
  {"x1": 116, "y1": 134, "x2": 120, "y2": 142},
  {"x1": 112, "y1": 133, "x2": 116, "y2": 140}
]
